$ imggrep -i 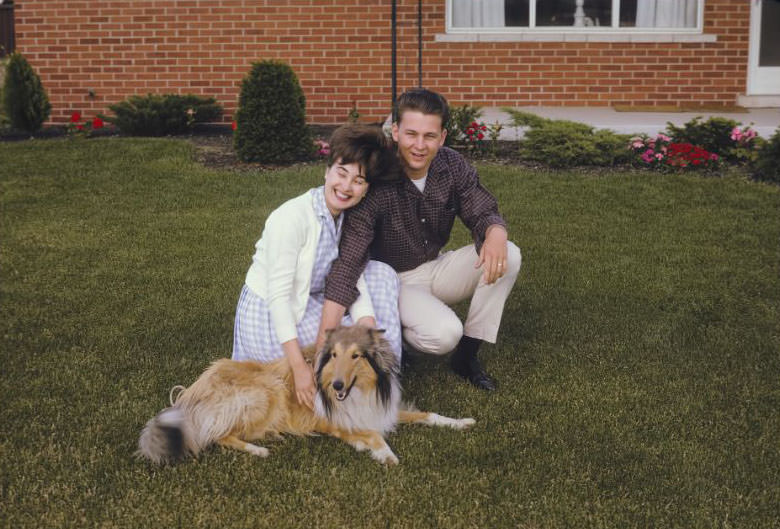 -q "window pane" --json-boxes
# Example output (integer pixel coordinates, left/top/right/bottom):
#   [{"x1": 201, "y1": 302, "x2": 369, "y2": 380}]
[
  {"x1": 537, "y1": 0, "x2": 612, "y2": 27},
  {"x1": 505, "y1": 0, "x2": 530, "y2": 26},
  {"x1": 759, "y1": 0, "x2": 780, "y2": 66},
  {"x1": 452, "y1": 0, "x2": 507, "y2": 28},
  {"x1": 621, "y1": 0, "x2": 698, "y2": 28}
]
